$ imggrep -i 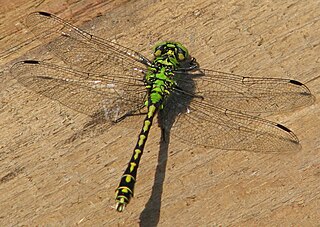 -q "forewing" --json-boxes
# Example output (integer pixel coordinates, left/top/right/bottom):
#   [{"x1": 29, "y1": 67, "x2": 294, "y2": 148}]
[
  {"x1": 25, "y1": 11, "x2": 150, "y2": 74},
  {"x1": 174, "y1": 68, "x2": 314, "y2": 115}
]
